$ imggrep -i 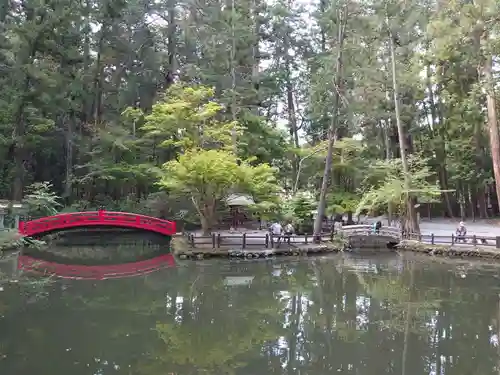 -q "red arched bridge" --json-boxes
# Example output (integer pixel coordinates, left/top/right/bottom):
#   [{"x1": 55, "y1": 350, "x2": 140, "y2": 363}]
[{"x1": 18, "y1": 210, "x2": 176, "y2": 237}]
